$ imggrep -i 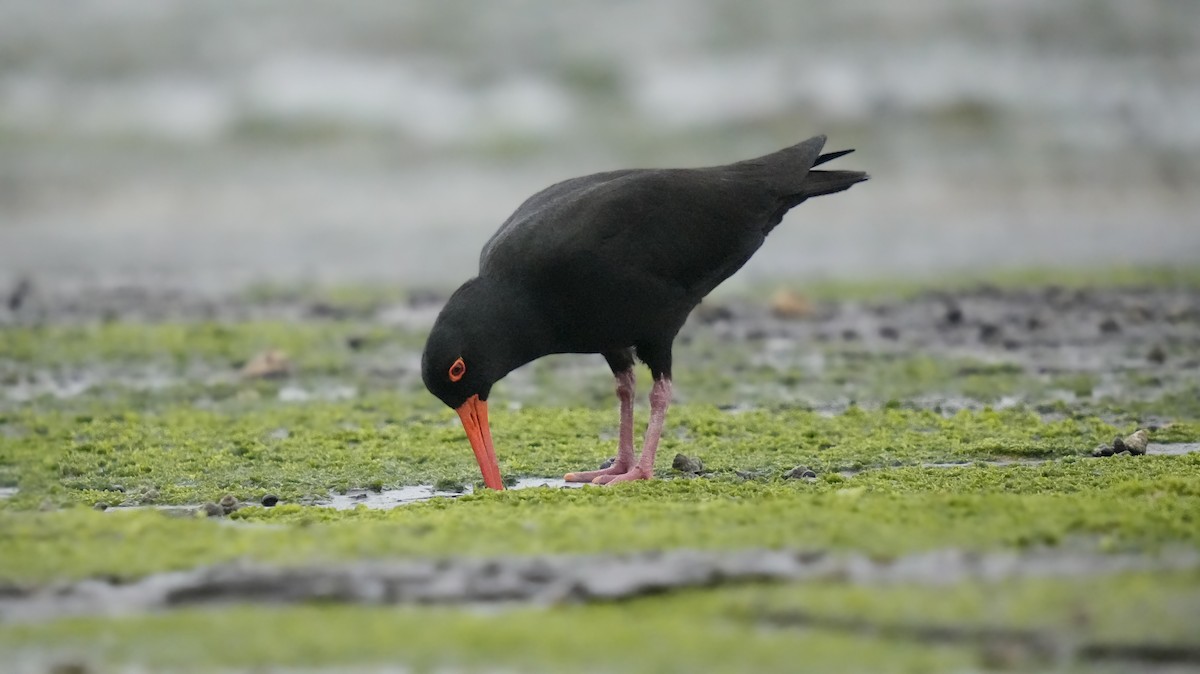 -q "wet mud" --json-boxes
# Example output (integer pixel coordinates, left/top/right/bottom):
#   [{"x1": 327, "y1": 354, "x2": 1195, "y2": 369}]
[
  {"x1": 2, "y1": 547, "x2": 1196, "y2": 624},
  {"x1": 751, "y1": 608, "x2": 1200, "y2": 668},
  {"x1": 4, "y1": 282, "x2": 1198, "y2": 411}
]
